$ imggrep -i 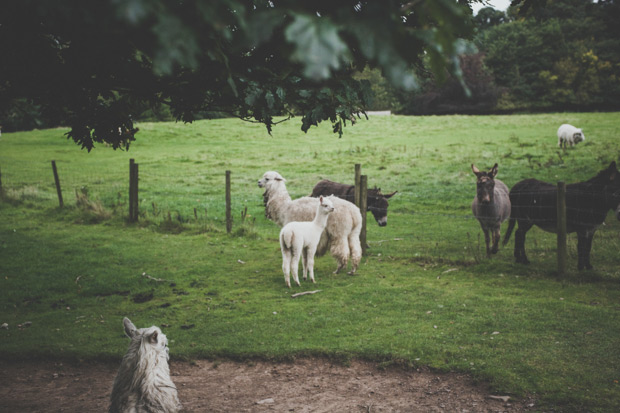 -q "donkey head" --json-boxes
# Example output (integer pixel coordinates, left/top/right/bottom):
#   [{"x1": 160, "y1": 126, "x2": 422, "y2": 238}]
[
  {"x1": 369, "y1": 188, "x2": 397, "y2": 226},
  {"x1": 472, "y1": 163, "x2": 498, "y2": 205}
]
